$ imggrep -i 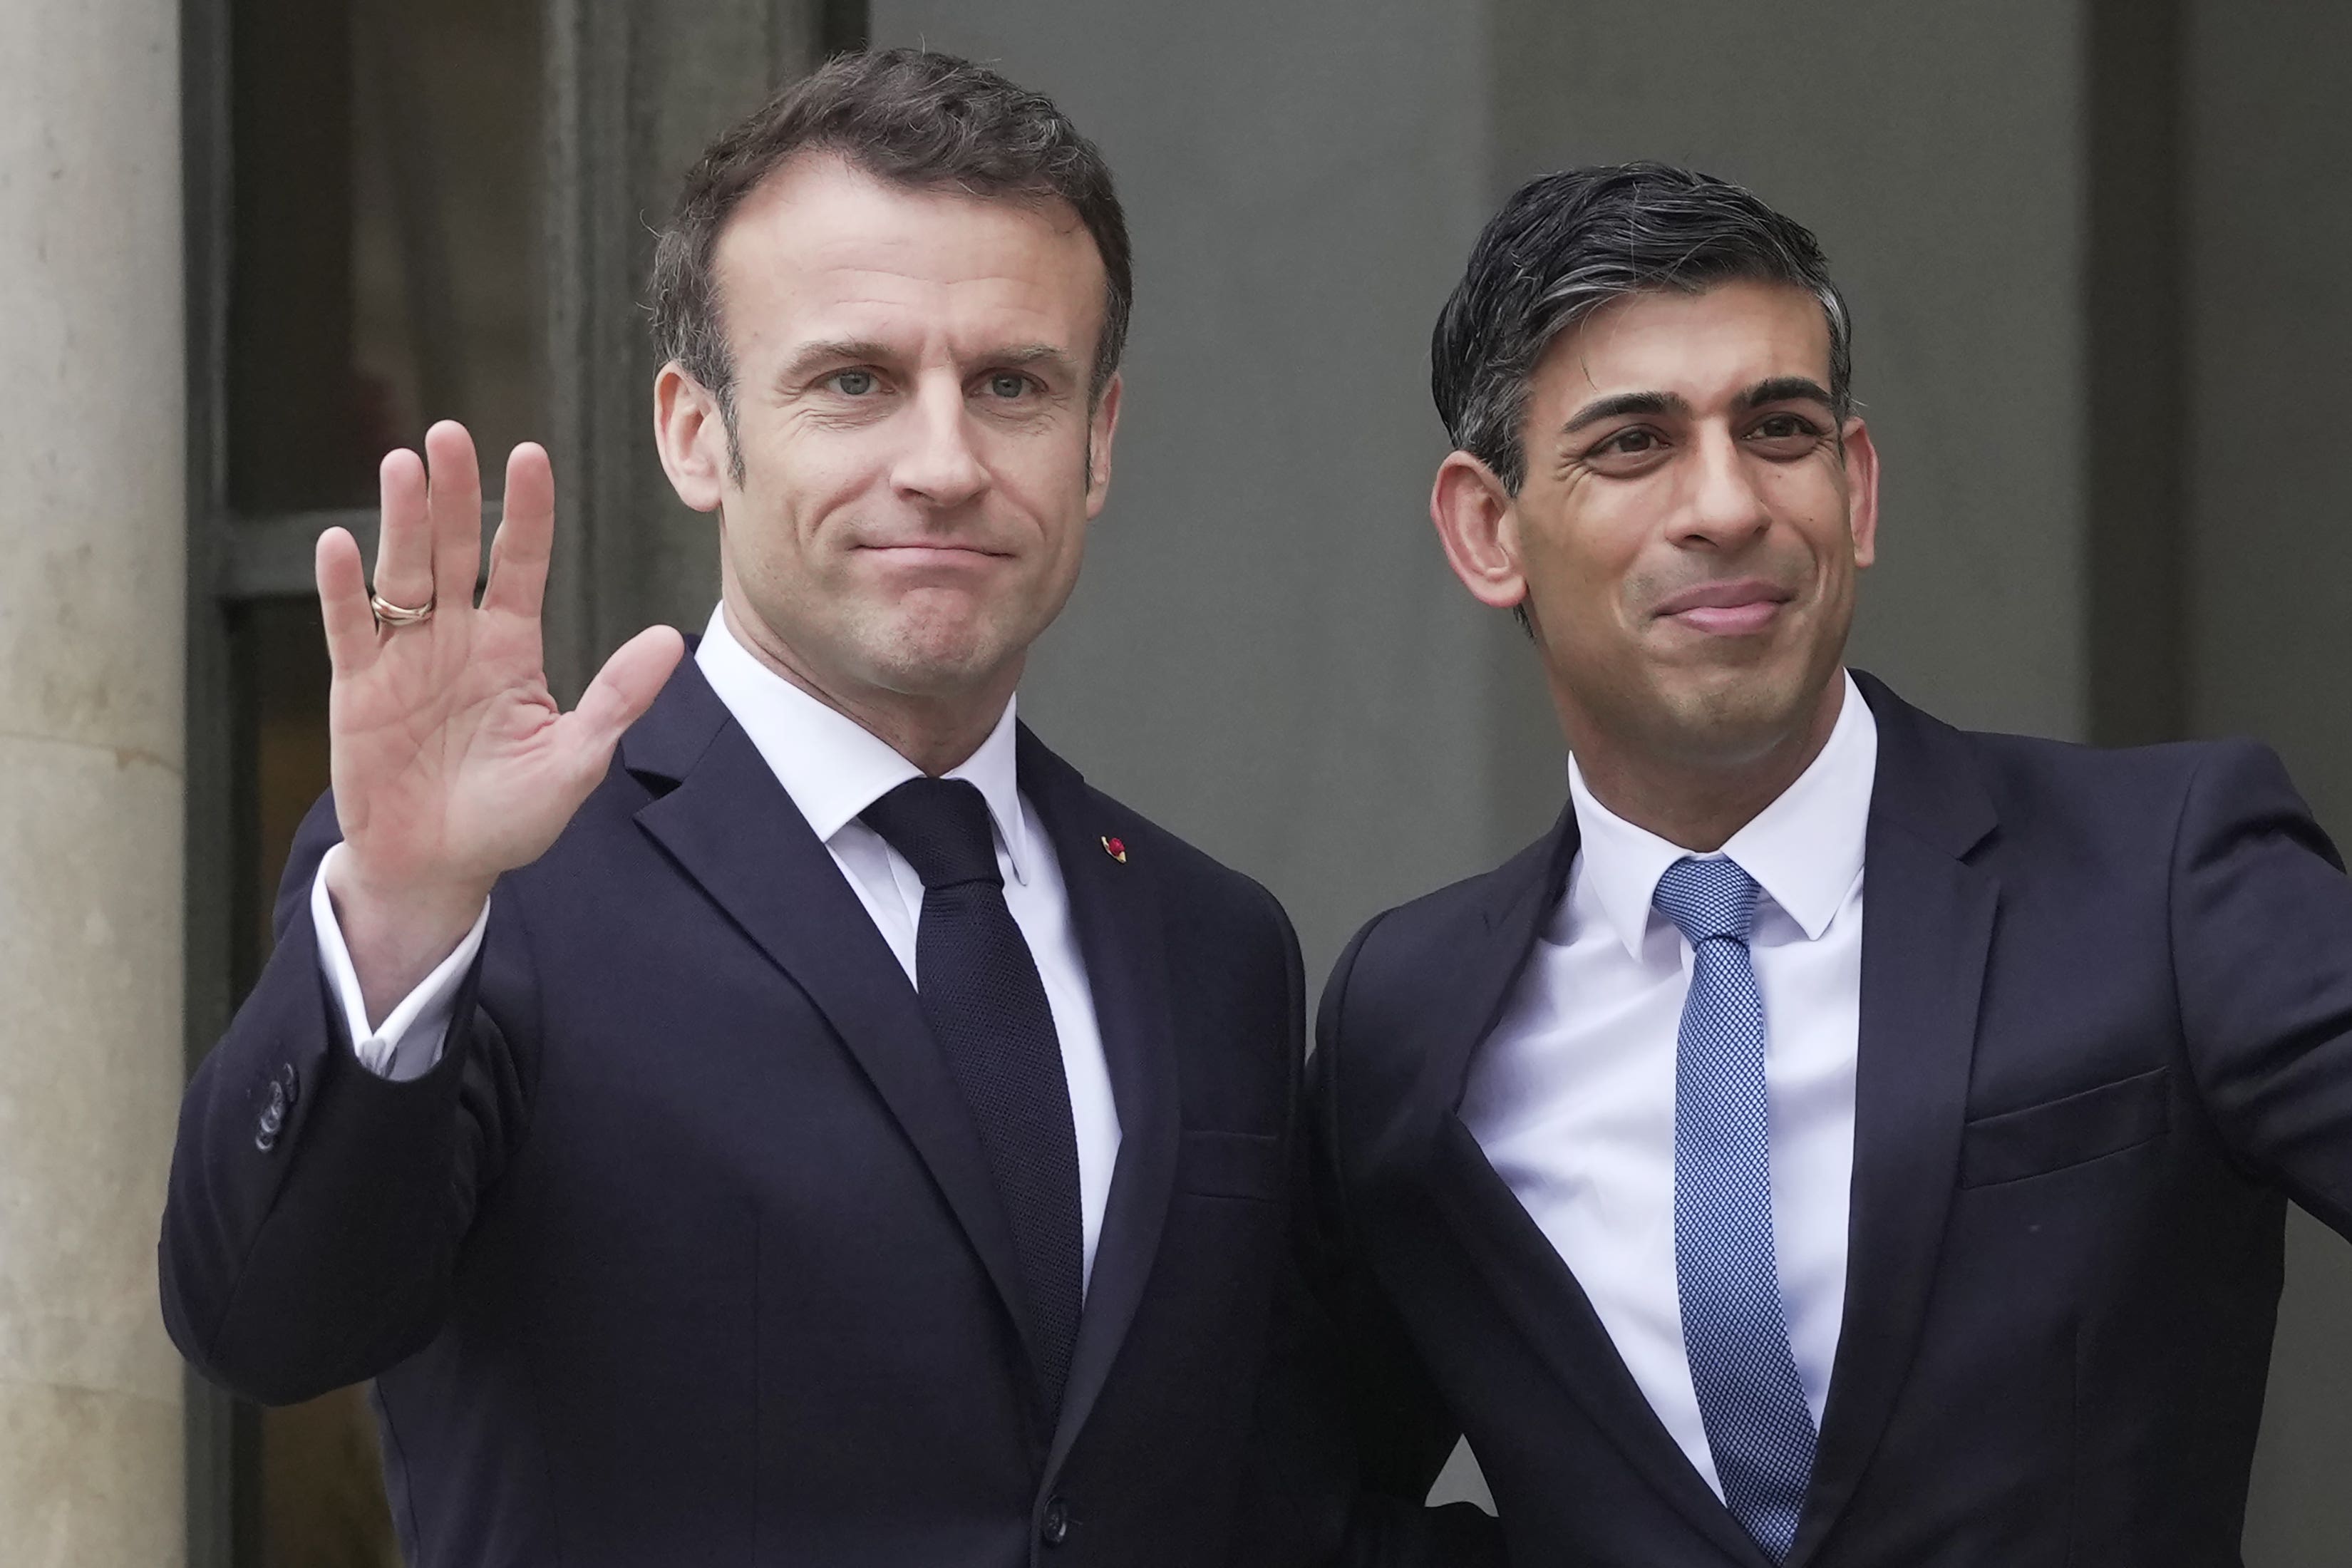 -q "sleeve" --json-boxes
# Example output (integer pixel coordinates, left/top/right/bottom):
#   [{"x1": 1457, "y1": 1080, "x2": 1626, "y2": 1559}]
[
  {"x1": 2171, "y1": 740, "x2": 2352, "y2": 1232},
  {"x1": 1228, "y1": 907, "x2": 1507, "y2": 1568},
  {"x1": 311, "y1": 841, "x2": 490, "y2": 1082},
  {"x1": 158, "y1": 790, "x2": 542, "y2": 1405}
]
